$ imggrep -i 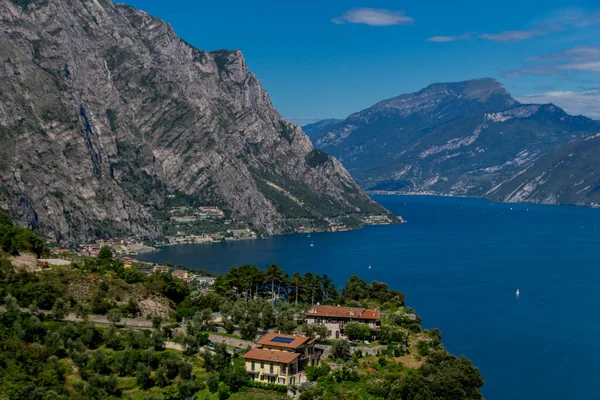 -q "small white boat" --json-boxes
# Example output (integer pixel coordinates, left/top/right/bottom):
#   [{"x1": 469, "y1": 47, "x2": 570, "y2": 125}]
[
  {"x1": 309, "y1": 243, "x2": 314, "y2": 247},
  {"x1": 516, "y1": 289, "x2": 520, "y2": 297},
  {"x1": 368, "y1": 265, "x2": 372, "y2": 270}
]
